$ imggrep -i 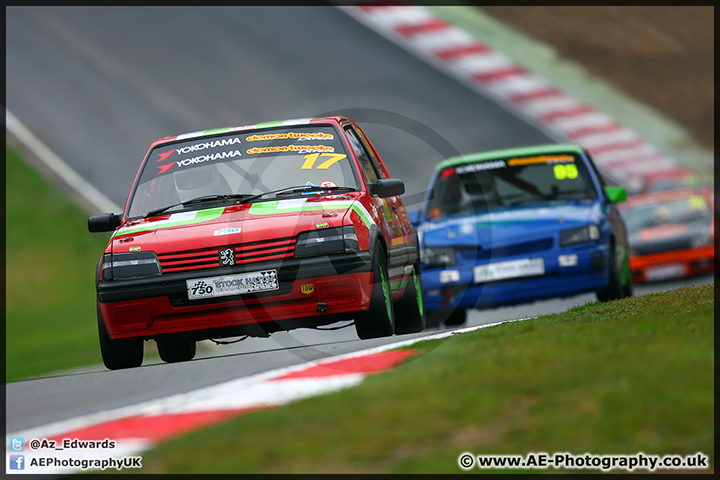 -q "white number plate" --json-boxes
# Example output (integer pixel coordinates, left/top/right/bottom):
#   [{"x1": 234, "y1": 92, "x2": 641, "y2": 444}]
[
  {"x1": 187, "y1": 270, "x2": 279, "y2": 300},
  {"x1": 474, "y1": 258, "x2": 545, "y2": 283},
  {"x1": 646, "y1": 263, "x2": 686, "y2": 282}
]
